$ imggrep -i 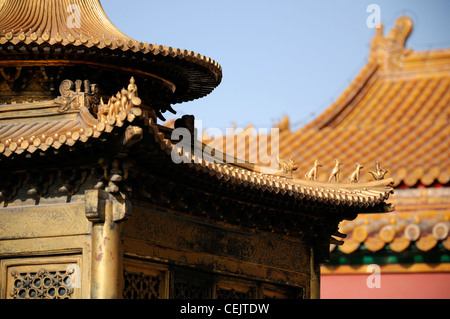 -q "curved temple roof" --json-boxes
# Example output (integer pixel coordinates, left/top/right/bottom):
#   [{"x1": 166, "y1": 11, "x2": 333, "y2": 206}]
[
  {"x1": 0, "y1": 2, "x2": 395, "y2": 240},
  {"x1": 333, "y1": 210, "x2": 450, "y2": 255},
  {"x1": 0, "y1": 0, "x2": 131, "y2": 42},
  {"x1": 0, "y1": 0, "x2": 222, "y2": 104},
  {"x1": 205, "y1": 17, "x2": 449, "y2": 188},
  {"x1": 0, "y1": 75, "x2": 394, "y2": 215},
  {"x1": 281, "y1": 17, "x2": 450, "y2": 188}
]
